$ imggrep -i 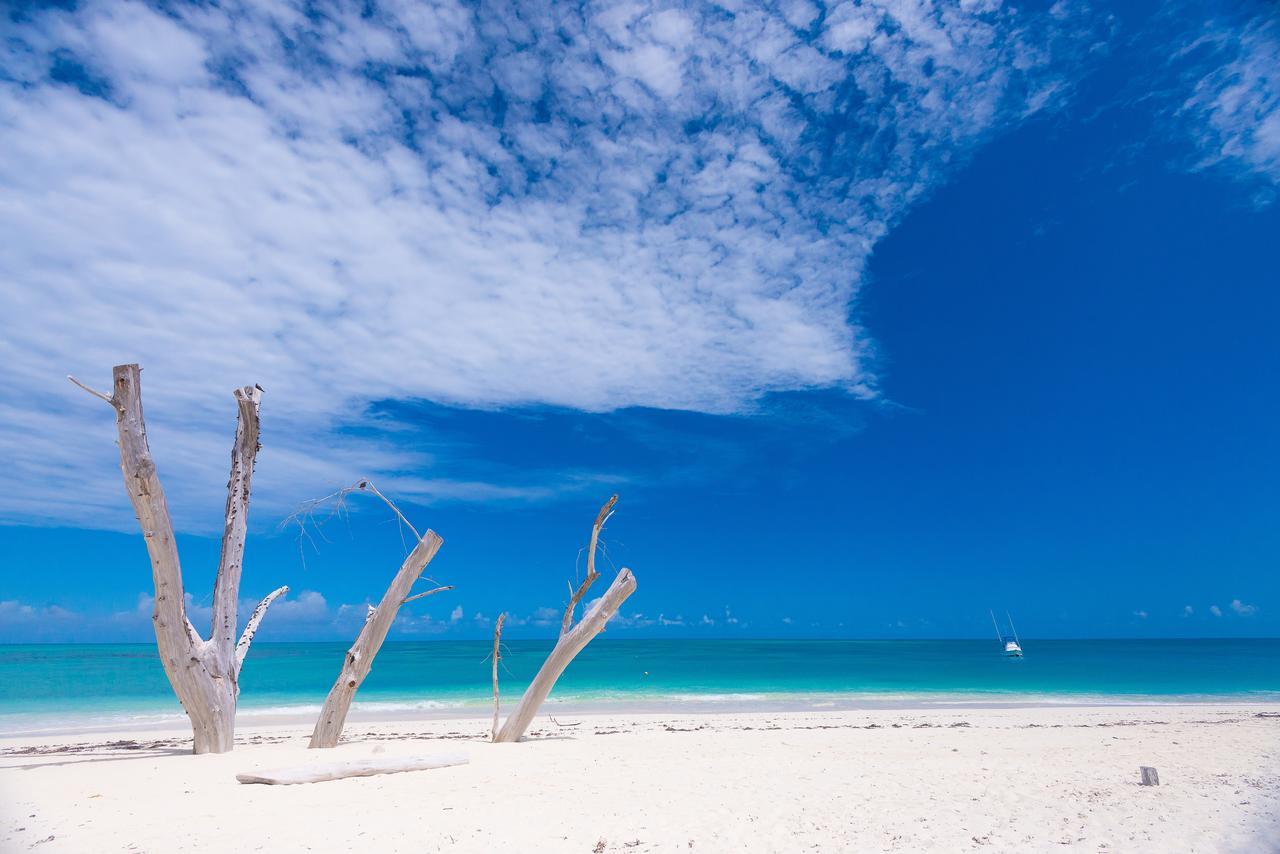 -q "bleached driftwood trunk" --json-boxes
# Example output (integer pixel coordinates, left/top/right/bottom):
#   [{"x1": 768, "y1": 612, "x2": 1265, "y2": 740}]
[
  {"x1": 69, "y1": 364, "x2": 288, "y2": 754},
  {"x1": 490, "y1": 613, "x2": 506, "y2": 742},
  {"x1": 309, "y1": 504, "x2": 448, "y2": 749},
  {"x1": 237, "y1": 752, "x2": 469, "y2": 785},
  {"x1": 493, "y1": 496, "x2": 637, "y2": 743}
]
